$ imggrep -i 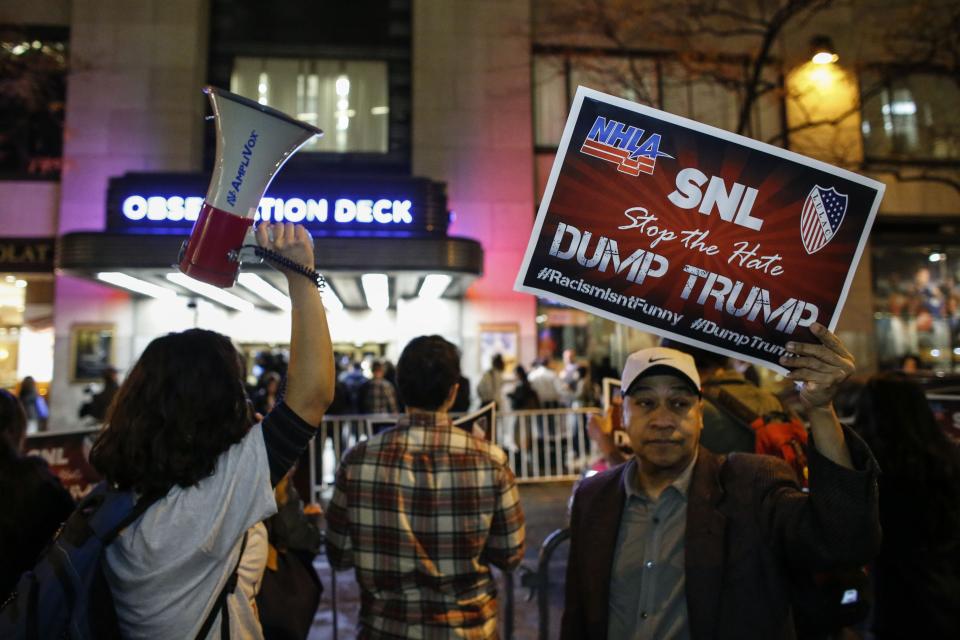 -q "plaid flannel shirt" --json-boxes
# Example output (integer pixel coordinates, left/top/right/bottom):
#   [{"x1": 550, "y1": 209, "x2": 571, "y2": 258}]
[
  {"x1": 361, "y1": 377, "x2": 399, "y2": 415},
  {"x1": 325, "y1": 412, "x2": 526, "y2": 639}
]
